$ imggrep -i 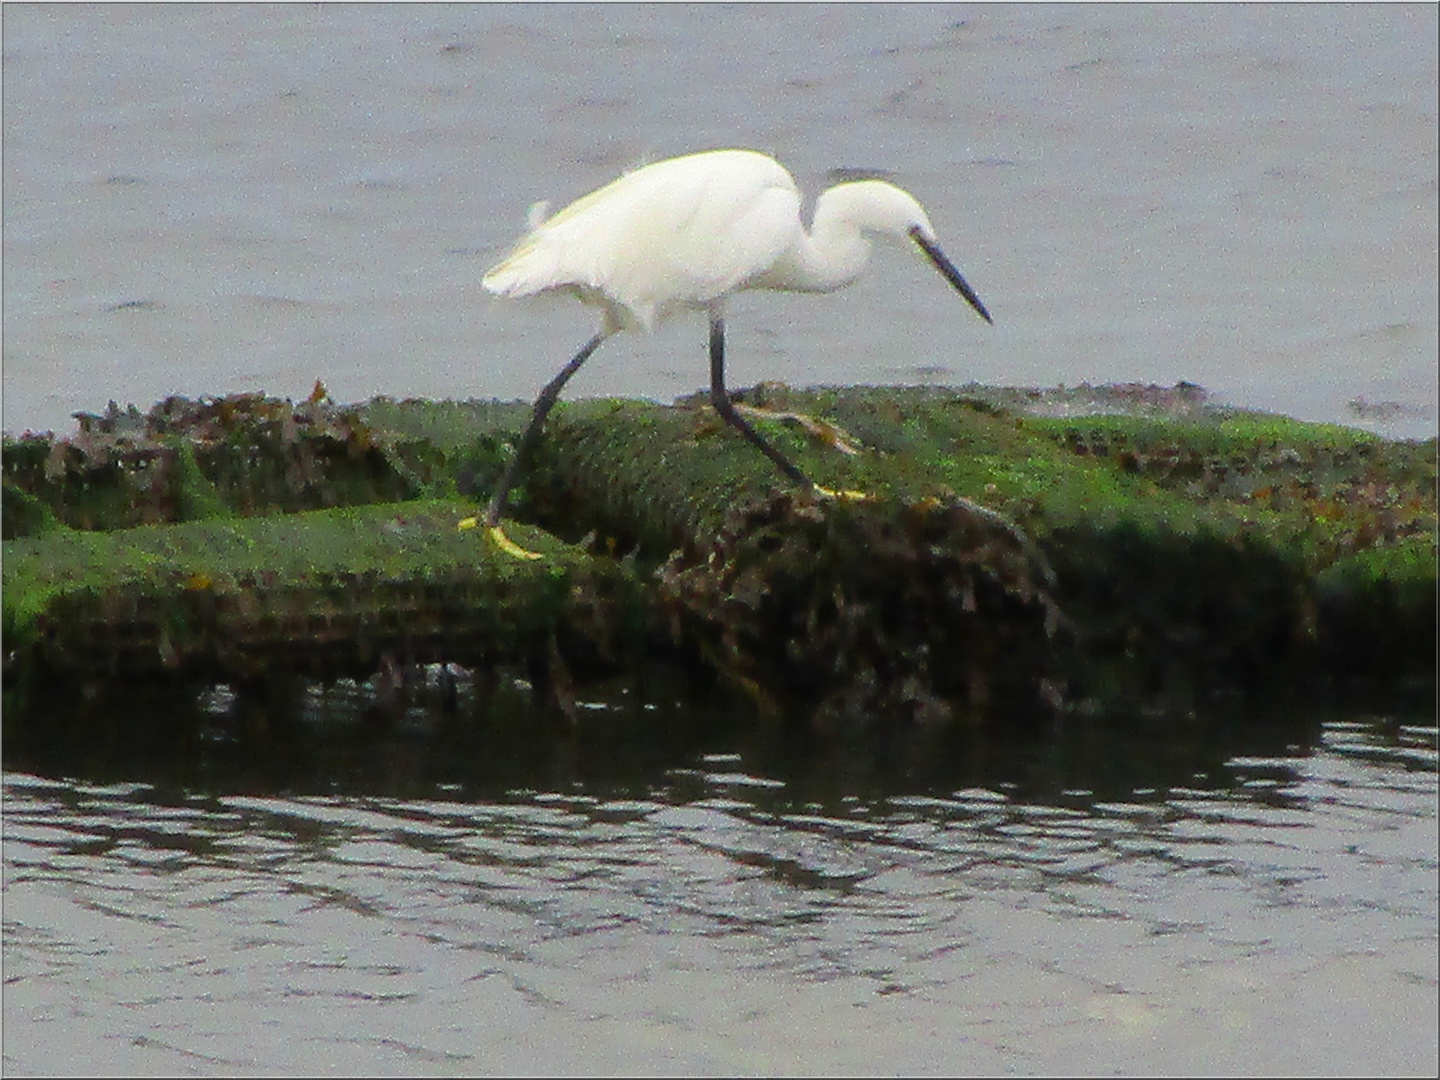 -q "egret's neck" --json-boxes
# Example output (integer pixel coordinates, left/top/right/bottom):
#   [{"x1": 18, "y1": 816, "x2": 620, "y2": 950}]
[{"x1": 762, "y1": 203, "x2": 872, "y2": 293}]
